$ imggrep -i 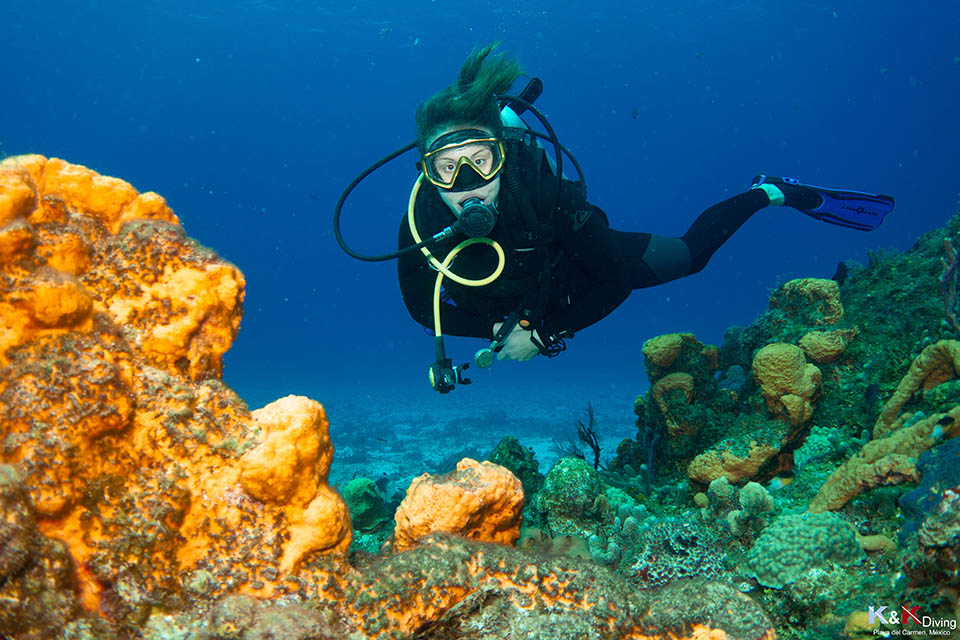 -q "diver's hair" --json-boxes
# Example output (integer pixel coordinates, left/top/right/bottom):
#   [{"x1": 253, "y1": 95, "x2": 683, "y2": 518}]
[{"x1": 415, "y1": 43, "x2": 524, "y2": 154}]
